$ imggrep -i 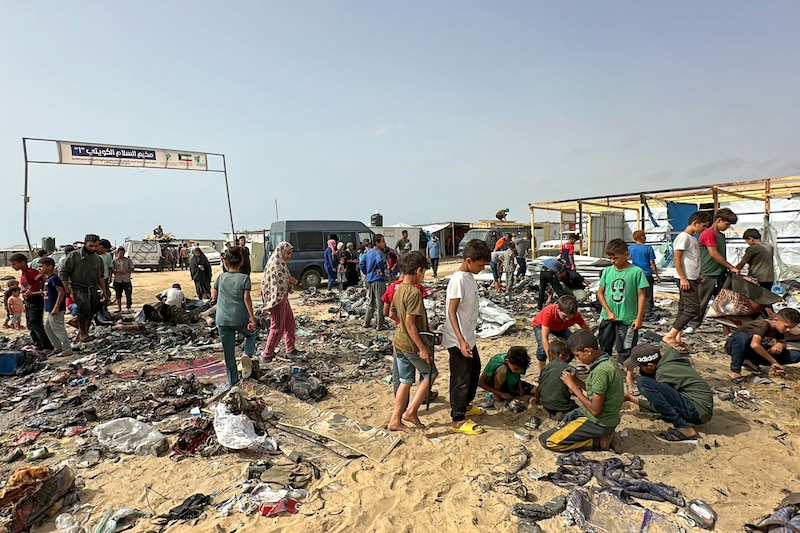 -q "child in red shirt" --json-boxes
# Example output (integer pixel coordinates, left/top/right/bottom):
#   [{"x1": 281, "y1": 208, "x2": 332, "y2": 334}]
[{"x1": 532, "y1": 295, "x2": 590, "y2": 372}]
